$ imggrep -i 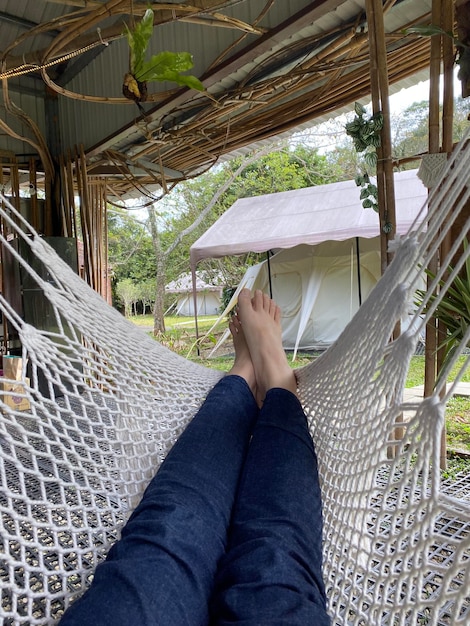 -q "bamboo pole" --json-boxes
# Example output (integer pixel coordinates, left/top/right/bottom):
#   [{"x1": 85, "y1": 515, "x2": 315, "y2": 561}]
[
  {"x1": 76, "y1": 147, "x2": 93, "y2": 290},
  {"x1": 365, "y1": 0, "x2": 387, "y2": 274},
  {"x1": 102, "y1": 182, "x2": 109, "y2": 303},
  {"x1": 364, "y1": 0, "x2": 397, "y2": 273},
  {"x1": 365, "y1": 0, "x2": 402, "y2": 456},
  {"x1": 66, "y1": 151, "x2": 78, "y2": 240},
  {"x1": 59, "y1": 155, "x2": 71, "y2": 238},
  {"x1": 424, "y1": 0, "x2": 443, "y2": 403},
  {"x1": 61, "y1": 154, "x2": 72, "y2": 237},
  {"x1": 0, "y1": 162, "x2": 8, "y2": 355},
  {"x1": 436, "y1": 0, "x2": 455, "y2": 469},
  {"x1": 28, "y1": 159, "x2": 39, "y2": 232}
]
